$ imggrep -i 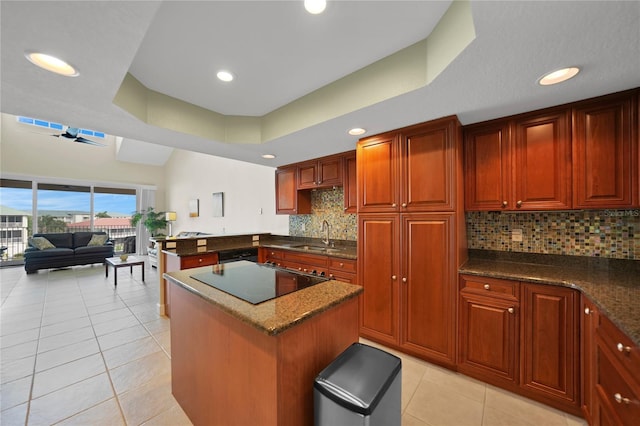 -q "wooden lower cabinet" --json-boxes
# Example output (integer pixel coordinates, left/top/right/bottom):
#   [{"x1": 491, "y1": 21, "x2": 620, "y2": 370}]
[
  {"x1": 359, "y1": 213, "x2": 457, "y2": 367},
  {"x1": 592, "y1": 313, "x2": 640, "y2": 426},
  {"x1": 521, "y1": 283, "x2": 580, "y2": 413},
  {"x1": 458, "y1": 276, "x2": 519, "y2": 387},
  {"x1": 582, "y1": 296, "x2": 598, "y2": 423},
  {"x1": 358, "y1": 214, "x2": 399, "y2": 346},
  {"x1": 458, "y1": 275, "x2": 581, "y2": 416}
]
